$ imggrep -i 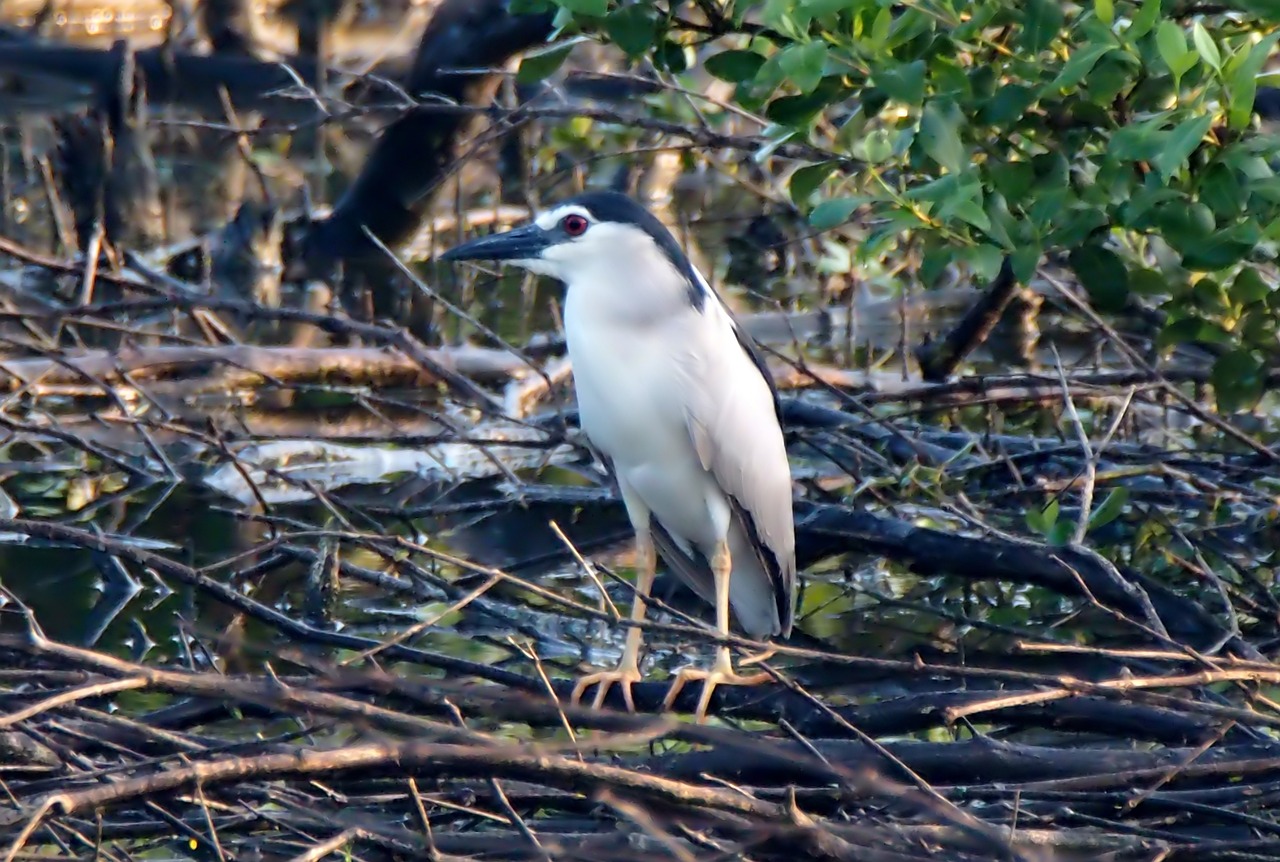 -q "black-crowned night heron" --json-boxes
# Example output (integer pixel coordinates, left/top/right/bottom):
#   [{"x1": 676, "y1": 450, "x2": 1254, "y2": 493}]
[{"x1": 440, "y1": 191, "x2": 796, "y2": 721}]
